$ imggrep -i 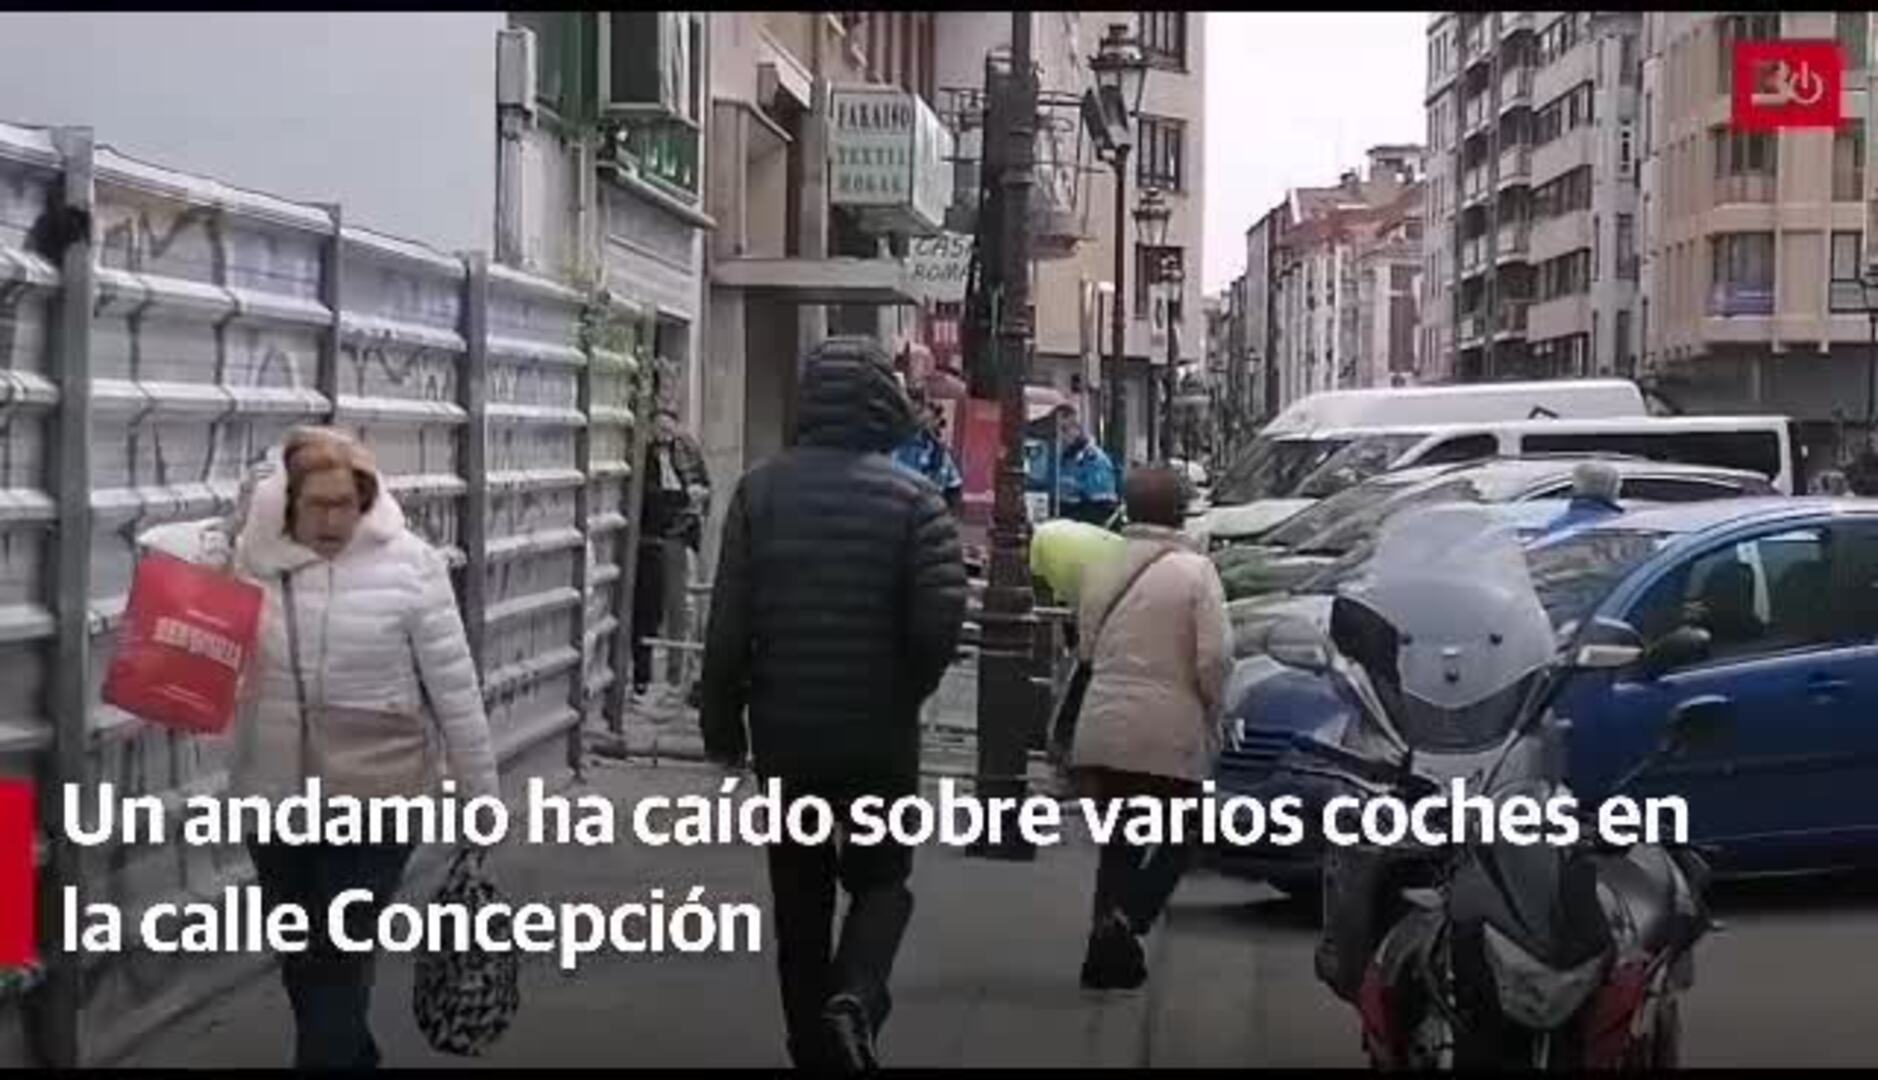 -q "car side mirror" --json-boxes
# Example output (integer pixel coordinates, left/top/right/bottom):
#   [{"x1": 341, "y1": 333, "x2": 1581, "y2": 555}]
[
  {"x1": 1262, "y1": 616, "x2": 1332, "y2": 674},
  {"x1": 1639, "y1": 626, "x2": 1712, "y2": 680},
  {"x1": 1571, "y1": 617, "x2": 1645, "y2": 671},
  {"x1": 1664, "y1": 694, "x2": 1732, "y2": 758}
]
